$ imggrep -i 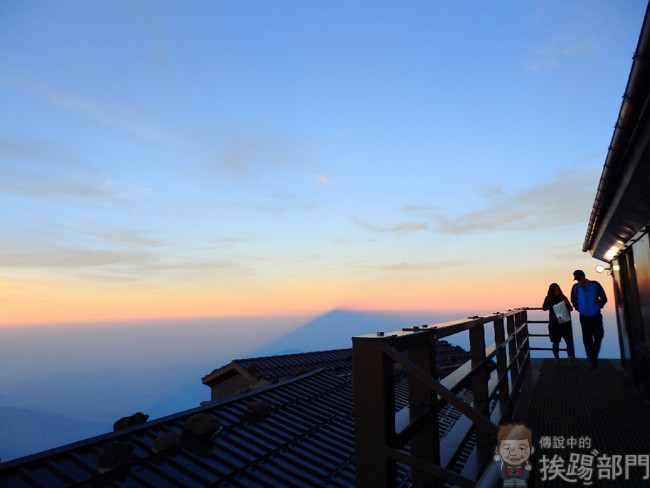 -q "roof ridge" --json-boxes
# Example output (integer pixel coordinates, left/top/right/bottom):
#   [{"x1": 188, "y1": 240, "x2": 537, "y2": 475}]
[
  {"x1": 232, "y1": 338, "x2": 457, "y2": 364},
  {"x1": 234, "y1": 347, "x2": 352, "y2": 363}
]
